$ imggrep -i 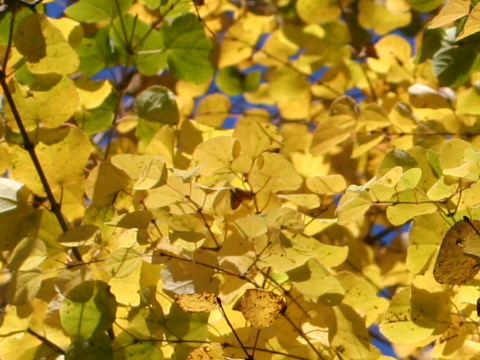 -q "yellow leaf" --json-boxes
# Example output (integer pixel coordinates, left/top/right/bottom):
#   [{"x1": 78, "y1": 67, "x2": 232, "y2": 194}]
[
  {"x1": 428, "y1": 0, "x2": 470, "y2": 28},
  {"x1": 176, "y1": 293, "x2": 219, "y2": 312},
  {"x1": 233, "y1": 118, "x2": 281, "y2": 158},
  {"x1": 331, "y1": 305, "x2": 371, "y2": 359},
  {"x1": 249, "y1": 152, "x2": 303, "y2": 193},
  {"x1": 337, "y1": 272, "x2": 389, "y2": 326},
  {"x1": 240, "y1": 289, "x2": 285, "y2": 328},
  {"x1": 433, "y1": 218, "x2": 480, "y2": 285},
  {"x1": 352, "y1": 133, "x2": 384, "y2": 158},
  {"x1": 379, "y1": 287, "x2": 436, "y2": 344},
  {"x1": 192, "y1": 136, "x2": 239, "y2": 175},
  {"x1": 288, "y1": 258, "x2": 345, "y2": 303},
  {"x1": 306, "y1": 174, "x2": 347, "y2": 195},
  {"x1": 7, "y1": 75, "x2": 79, "y2": 130},
  {"x1": 296, "y1": 0, "x2": 339, "y2": 23},
  {"x1": 358, "y1": 0, "x2": 411, "y2": 35},
  {"x1": 15, "y1": 13, "x2": 79, "y2": 75},
  {"x1": 8, "y1": 237, "x2": 46, "y2": 271},
  {"x1": 74, "y1": 78, "x2": 112, "y2": 109},
  {"x1": 103, "y1": 247, "x2": 142, "y2": 278},
  {"x1": 407, "y1": 214, "x2": 449, "y2": 275},
  {"x1": 267, "y1": 66, "x2": 310, "y2": 101},
  {"x1": 194, "y1": 93, "x2": 230, "y2": 127},
  {"x1": 426, "y1": 176, "x2": 455, "y2": 201},
  {"x1": 85, "y1": 161, "x2": 129, "y2": 207},
  {"x1": 7, "y1": 270, "x2": 43, "y2": 305}
]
